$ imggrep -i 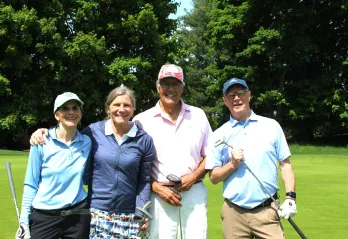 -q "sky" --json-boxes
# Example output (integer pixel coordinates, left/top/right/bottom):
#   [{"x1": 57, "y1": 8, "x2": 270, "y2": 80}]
[{"x1": 169, "y1": 0, "x2": 194, "y2": 19}]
